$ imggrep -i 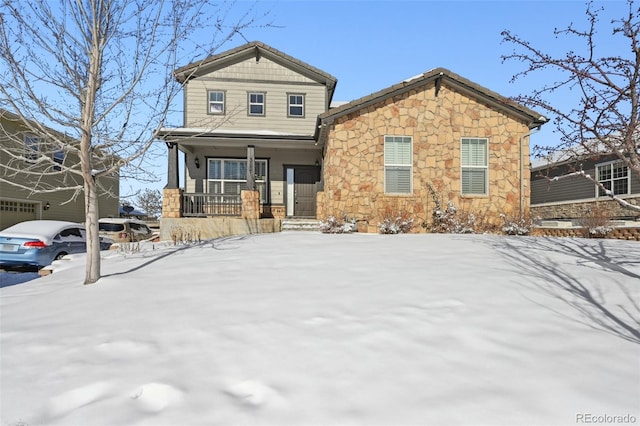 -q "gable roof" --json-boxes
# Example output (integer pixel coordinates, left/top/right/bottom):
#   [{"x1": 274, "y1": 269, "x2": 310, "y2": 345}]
[
  {"x1": 174, "y1": 41, "x2": 337, "y2": 96},
  {"x1": 318, "y1": 67, "x2": 547, "y2": 129}
]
